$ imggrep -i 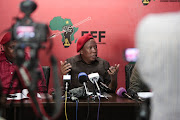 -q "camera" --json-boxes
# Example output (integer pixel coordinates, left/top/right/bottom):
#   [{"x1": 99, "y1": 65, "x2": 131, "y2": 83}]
[
  {"x1": 9, "y1": 0, "x2": 49, "y2": 67},
  {"x1": 124, "y1": 48, "x2": 139, "y2": 62},
  {"x1": 11, "y1": 0, "x2": 49, "y2": 44},
  {"x1": 4, "y1": 1, "x2": 63, "y2": 119},
  {"x1": 12, "y1": 22, "x2": 48, "y2": 43}
]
